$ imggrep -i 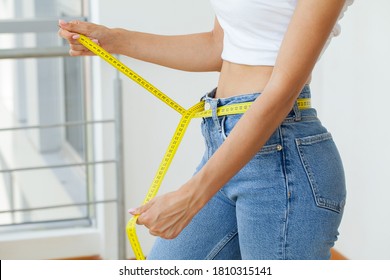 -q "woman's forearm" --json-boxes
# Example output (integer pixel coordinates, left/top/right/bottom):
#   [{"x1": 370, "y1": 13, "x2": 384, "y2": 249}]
[
  {"x1": 59, "y1": 18, "x2": 223, "y2": 72},
  {"x1": 114, "y1": 29, "x2": 223, "y2": 72}
]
